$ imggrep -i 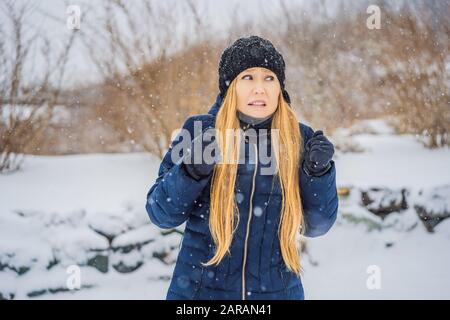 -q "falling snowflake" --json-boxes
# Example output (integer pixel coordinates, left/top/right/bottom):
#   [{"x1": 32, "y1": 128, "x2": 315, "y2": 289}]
[
  {"x1": 253, "y1": 206, "x2": 263, "y2": 217},
  {"x1": 176, "y1": 275, "x2": 190, "y2": 289}
]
